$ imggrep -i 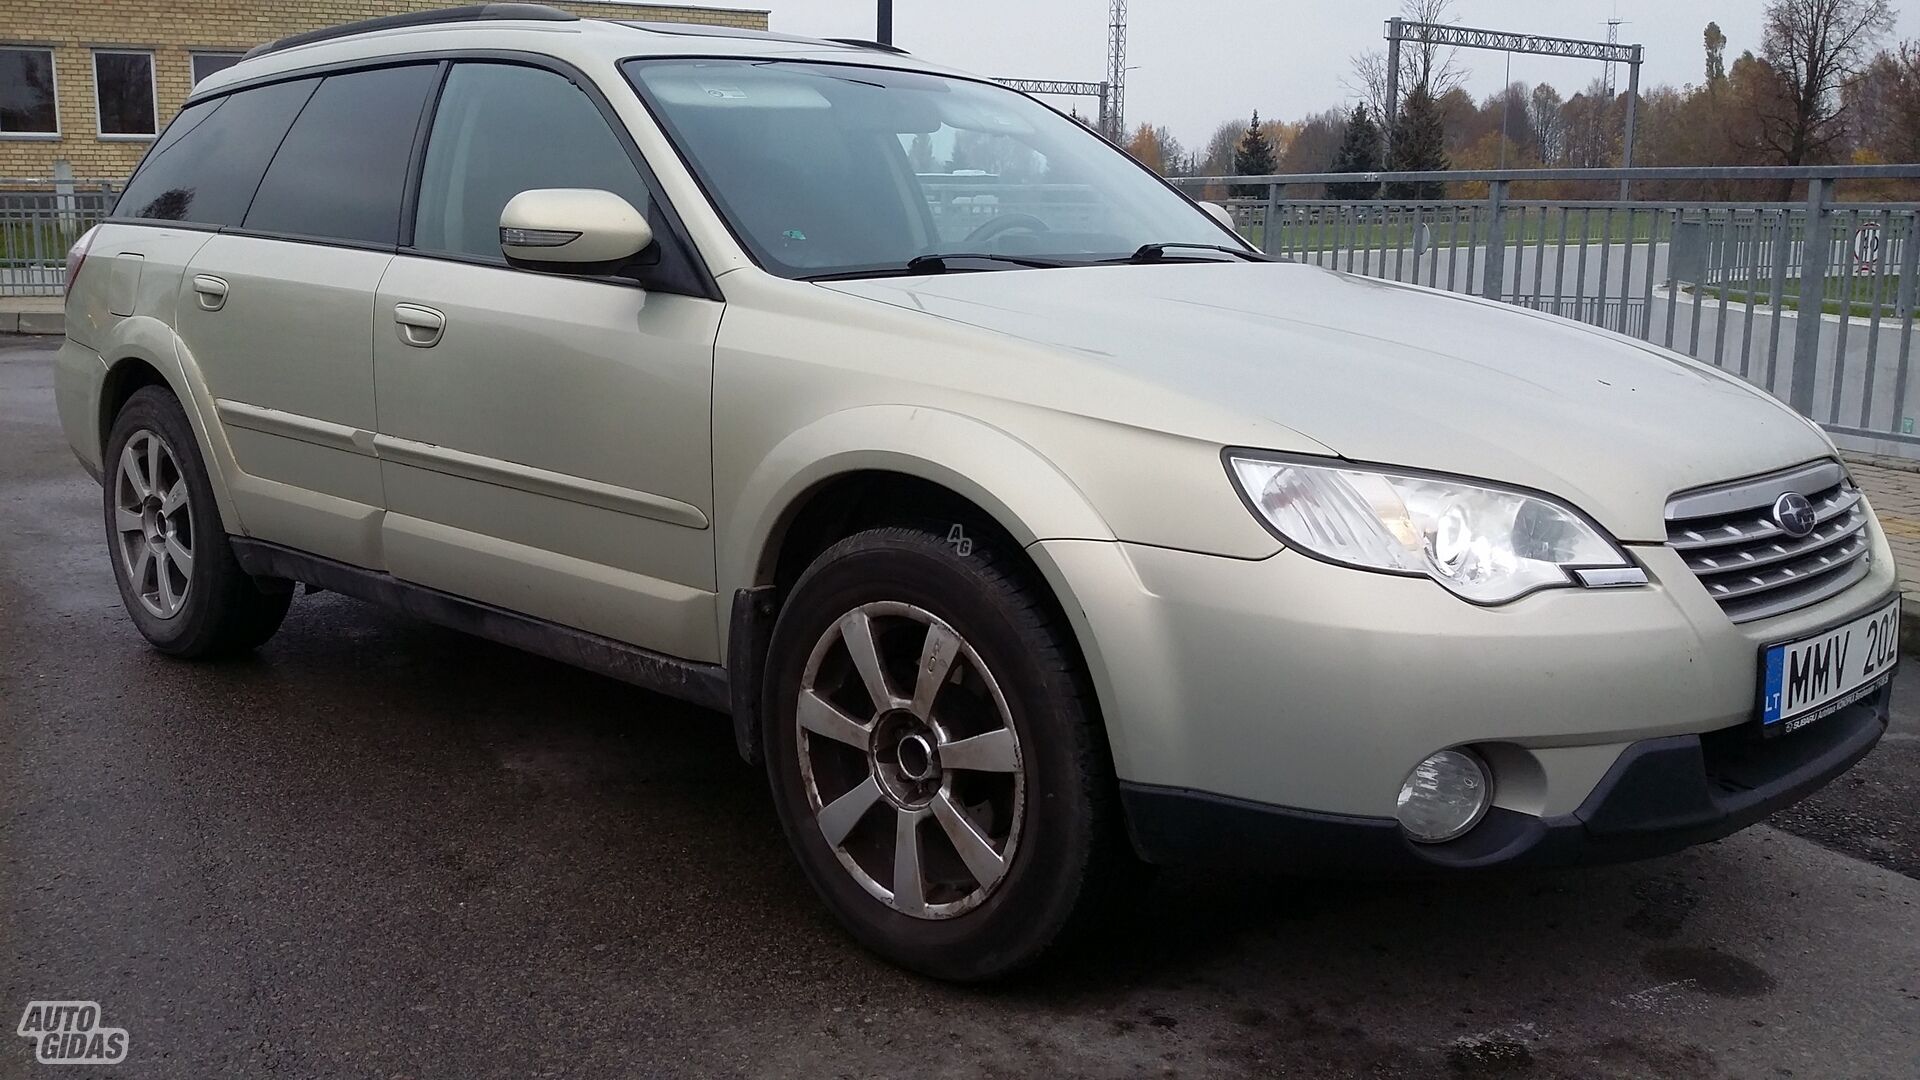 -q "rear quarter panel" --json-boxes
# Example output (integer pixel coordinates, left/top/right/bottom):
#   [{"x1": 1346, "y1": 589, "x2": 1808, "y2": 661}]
[{"x1": 57, "y1": 225, "x2": 223, "y2": 504}]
